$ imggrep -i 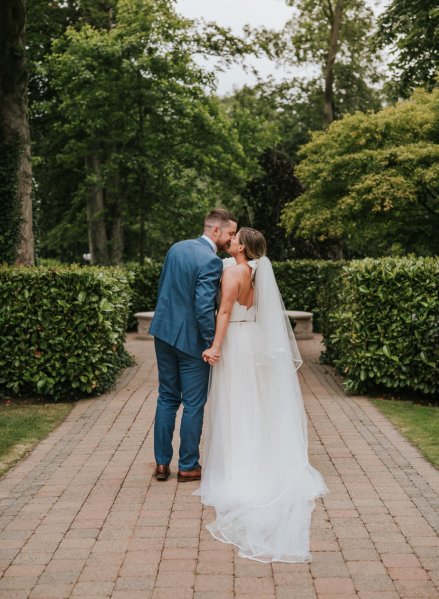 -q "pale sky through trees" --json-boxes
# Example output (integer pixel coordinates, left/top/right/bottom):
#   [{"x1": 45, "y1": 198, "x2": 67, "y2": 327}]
[{"x1": 176, "y1": 0, "x2": 386, "y2": 95}]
